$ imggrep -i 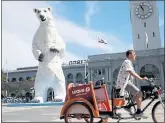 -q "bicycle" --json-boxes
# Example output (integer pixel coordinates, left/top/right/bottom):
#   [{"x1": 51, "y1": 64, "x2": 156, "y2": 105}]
[
  {"x1": 112, "y1": 78, "x2": 164, "y2": 123},
  {"x1": 60, "y1": 78, "x2": 164, "y2": 123}
]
